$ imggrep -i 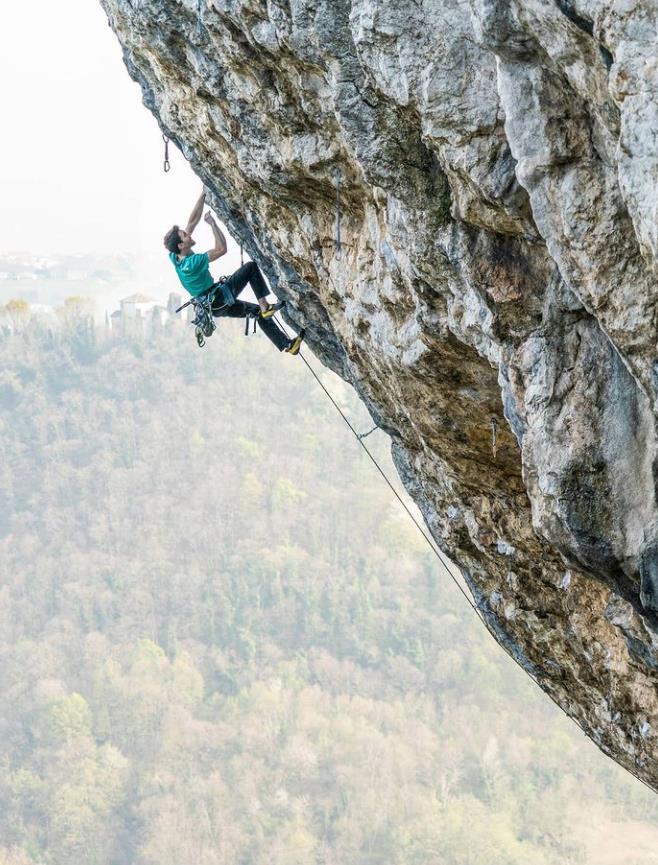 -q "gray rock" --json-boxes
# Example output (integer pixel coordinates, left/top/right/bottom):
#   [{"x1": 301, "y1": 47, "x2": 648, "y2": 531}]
[{"x1": 101, "y1": 0, "x2": 658, "y2": 789}]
